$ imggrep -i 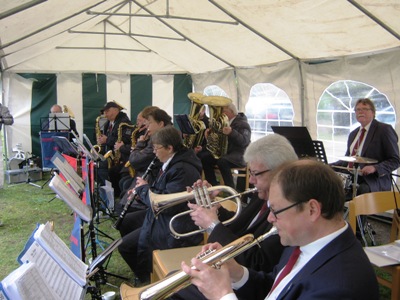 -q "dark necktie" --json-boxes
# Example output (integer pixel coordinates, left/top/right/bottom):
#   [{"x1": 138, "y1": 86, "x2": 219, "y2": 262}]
[
  {"x1": 270, "y1": 246, "x2": 301, "y2": 293},
  {"x1": 256, "y1": 201, "x2": 268, "y2": 223},
  {"x1": 349, "y1": 128, "x2": 366, "y2": 168},
  {"x1": 108, "y1": 122, "x2": 113, "y2": 133}
]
